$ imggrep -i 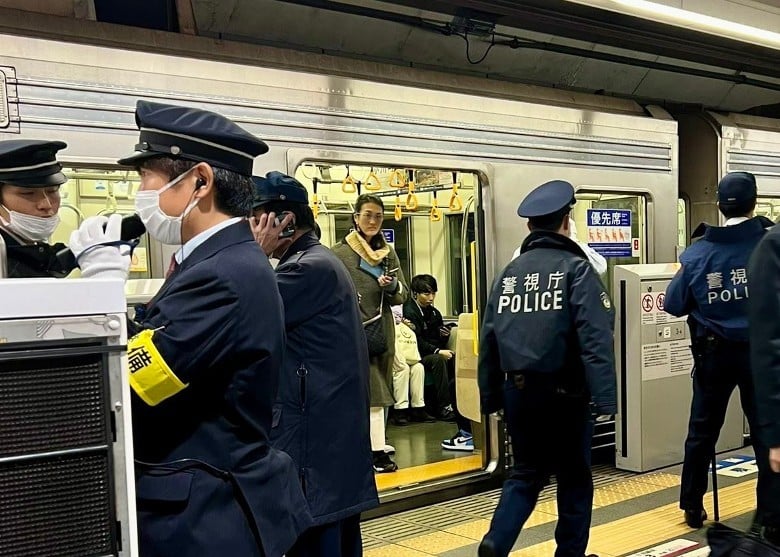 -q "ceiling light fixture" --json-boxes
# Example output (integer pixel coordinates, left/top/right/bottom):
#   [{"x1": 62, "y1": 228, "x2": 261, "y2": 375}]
[{"x1": 564, "y1": 0, "x2": 780, "y2": 50}]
